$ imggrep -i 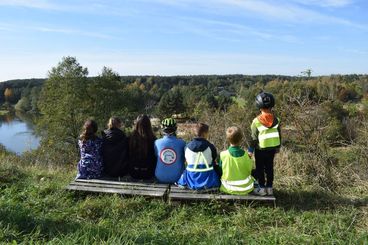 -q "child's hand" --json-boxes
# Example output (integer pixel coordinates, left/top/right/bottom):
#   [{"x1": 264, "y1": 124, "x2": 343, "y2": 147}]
[
  {"x1": 247, "y1": 152, "x2": 253, "y2": 158},
  {"x1": 247, "y1": 147, "x2": 254, "y2": 158}
]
